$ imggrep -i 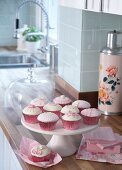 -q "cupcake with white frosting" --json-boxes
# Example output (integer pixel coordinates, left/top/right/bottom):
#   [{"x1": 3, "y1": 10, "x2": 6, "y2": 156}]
[
  {"x1": 43, "y1": 102, "x2": 62, "y2": 117},
  {"x1": 30, "y1": 97, "x2": 47, "y2": 110},
  {"x1": 30, "y1": 145, "x2": 51, "y2": 162},
  {"x1": 61, "y1": 113, "x2": 81, "y2": 130},
  {"x1": 37, "y1": 112, "x2": 59, "y2": 131},
  {"x1": 72, "y1": 100, "x2": 91, "y2": 112},
  {"x1": 61, "y1": 105, "x2": 79, "y2": 115},
  {"x1": 53, "y1": 95, "x2": 72, "y2": 107},
  {"x1": 22, "y1": 105, "x2": 42, "y2": 123},
  {"x1": 81, "y1": 108, "x2": 101, "y2": 125}
]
